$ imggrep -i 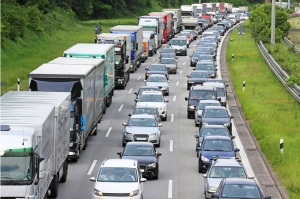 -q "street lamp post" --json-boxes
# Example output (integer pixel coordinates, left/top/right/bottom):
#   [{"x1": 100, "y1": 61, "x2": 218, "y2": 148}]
[{"x1": 271, "y1": 0, "x2": 276, "y2": 44}]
